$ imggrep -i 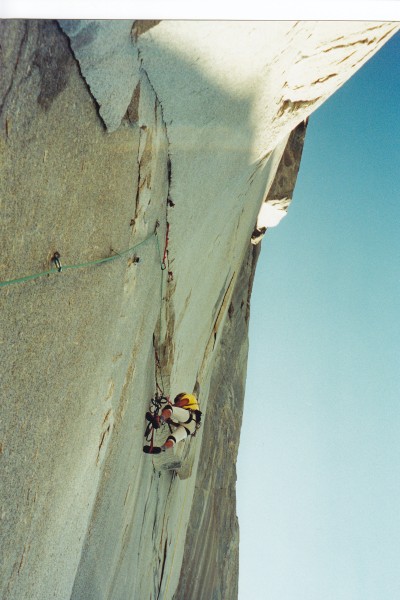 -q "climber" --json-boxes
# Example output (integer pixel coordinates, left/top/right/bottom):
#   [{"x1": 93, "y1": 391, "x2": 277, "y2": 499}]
[{"x1": 143, "y1": 392, "x2": 202, "y2": 454}]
